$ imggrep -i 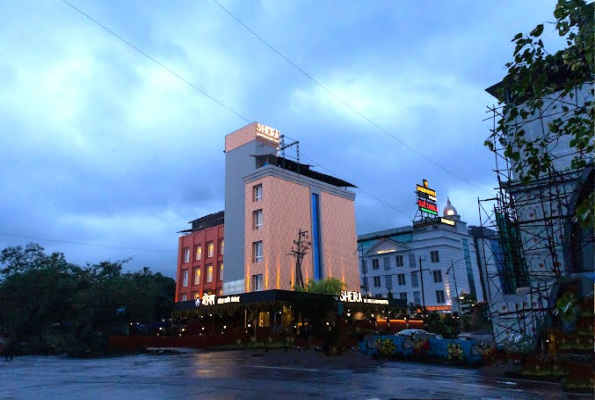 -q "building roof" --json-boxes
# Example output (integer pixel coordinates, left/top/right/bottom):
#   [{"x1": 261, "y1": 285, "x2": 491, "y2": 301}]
[
  {"x1": 253, "y1": 154, "x2": 356, "y2": 188},
  {"x1": 178, "y1": 210, "x2": 225, "y2": 233}
]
